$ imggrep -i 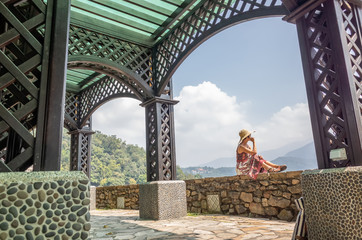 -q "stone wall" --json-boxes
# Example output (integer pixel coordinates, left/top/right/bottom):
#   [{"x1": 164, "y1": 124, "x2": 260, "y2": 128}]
[
  {"x1": 0, "y1": 171, "x2": 90, "y2": 240},
  {"x1": 96, "y1": 184, "x2": 139, "y2": 209},
  {"x1": 185, "y1": 171, "x2": 302, "y2": 221},
  {"x1": 96, "y1": 171, "x2": 302, "y2": 221}
]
